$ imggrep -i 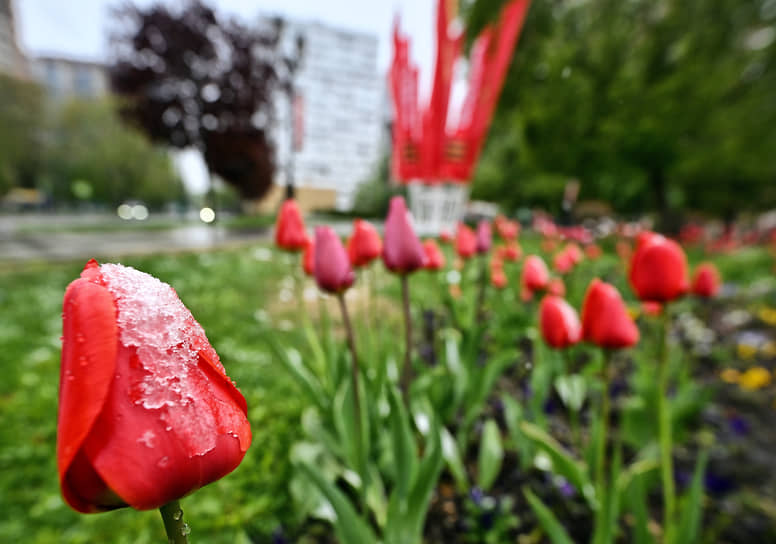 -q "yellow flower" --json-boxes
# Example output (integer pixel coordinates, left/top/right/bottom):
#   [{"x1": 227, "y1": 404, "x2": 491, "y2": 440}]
[
  {"x1": 737, "y1": 342, "x2": 759, "y2": 361},
  {"x1": 762, "y1": 341, "x2": 776, "y2": 358},
  {"x1": 758, "y1": 307, "x2": 776, "y2": 327},
  {"x1": 738, "y1": 366, "x2": 772, "y2": 391},
  {"x1": 720, "y1": 368, "x2": 741, "y2": 384}
]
